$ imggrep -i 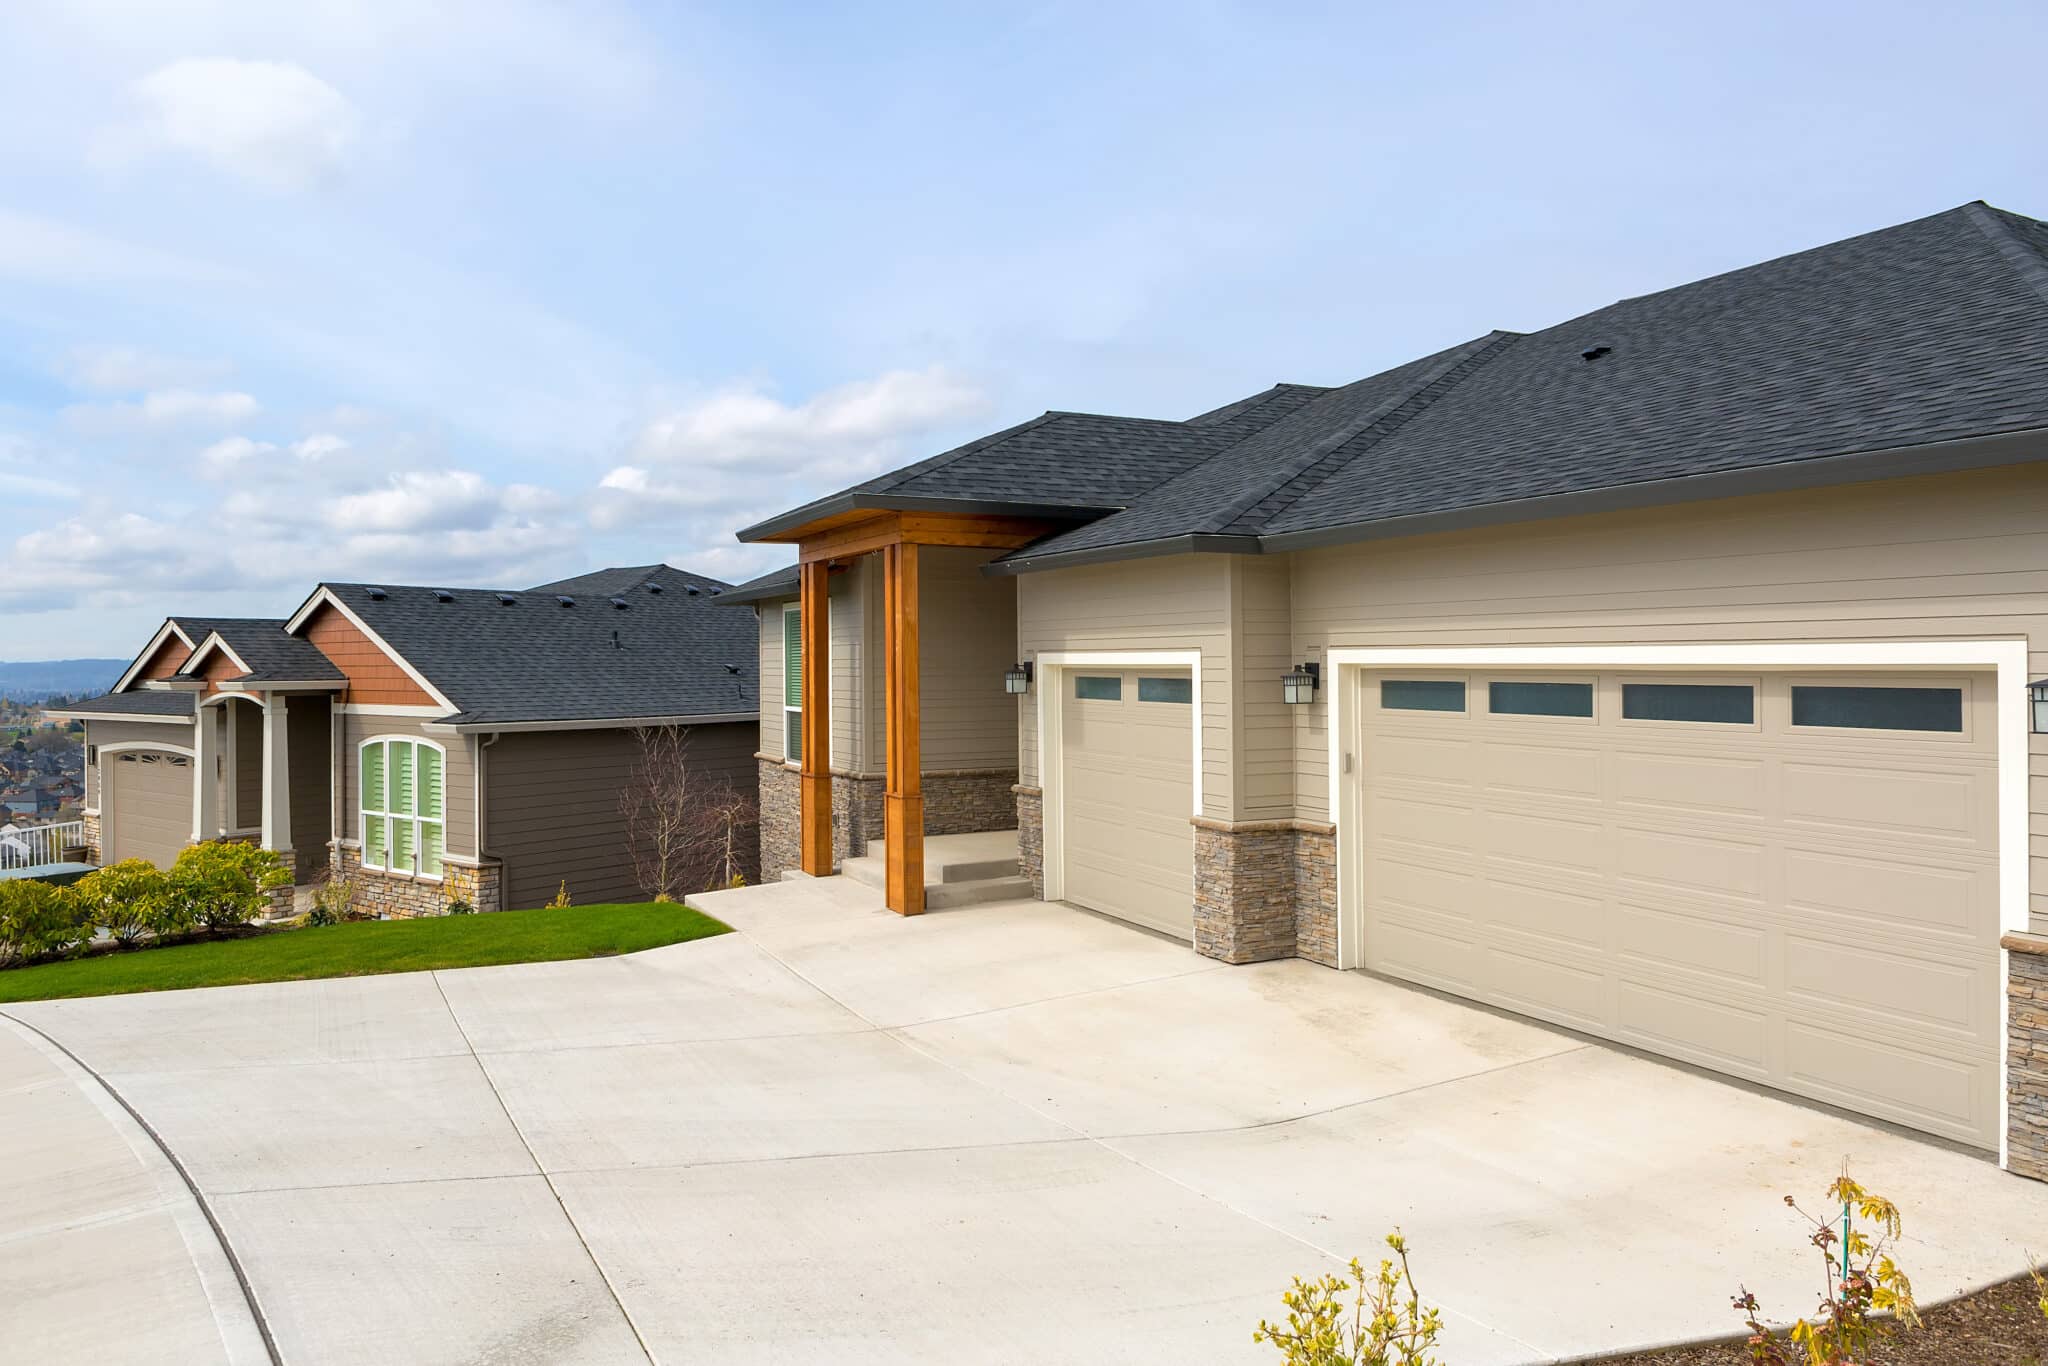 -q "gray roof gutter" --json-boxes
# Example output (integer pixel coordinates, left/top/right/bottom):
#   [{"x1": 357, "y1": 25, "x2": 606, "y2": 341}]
[
  {"x1": 433, "y1": 711, "x2": 759, "y2": 735},
  {"x1": 737, "y1": 494, "x2": 1117, "y2": 543},
  {"x1": 983, "y1": 533, "x2": 1262, "y2": 577}
]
